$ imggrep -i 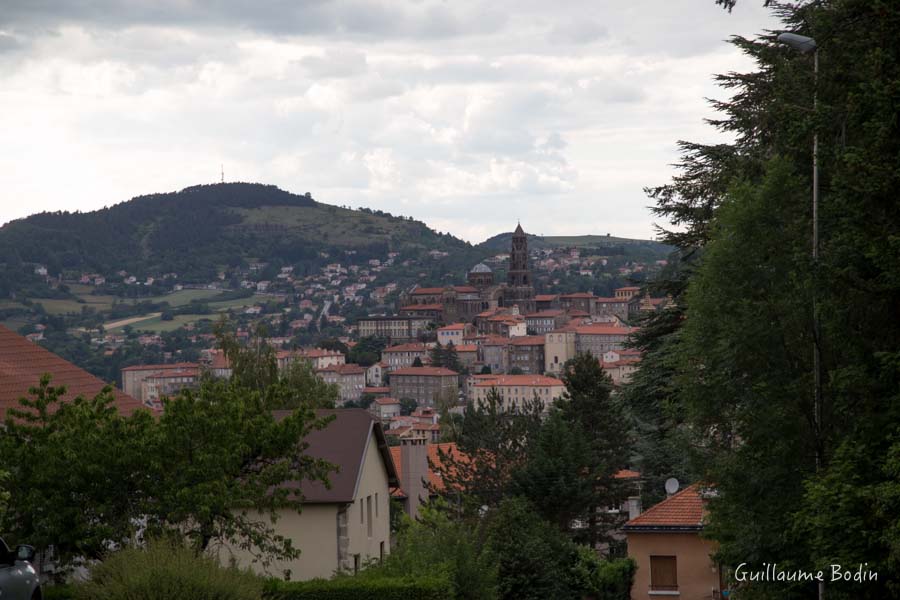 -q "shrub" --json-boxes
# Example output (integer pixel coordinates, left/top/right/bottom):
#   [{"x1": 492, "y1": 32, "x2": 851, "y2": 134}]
[
  {"x1": 263, "y1": 576, "x2": 451, "y2": 600},
  {"x1": 75, "y1": 539, "x2": 263, "y2": 600},
  {"x1": 570, "y1": 547, "x2": 636, "y2": 600},
  {"x1": 41, "y1": 586, "x2": 77, "y2": 600}
]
